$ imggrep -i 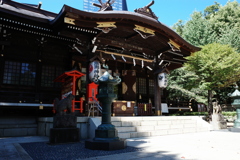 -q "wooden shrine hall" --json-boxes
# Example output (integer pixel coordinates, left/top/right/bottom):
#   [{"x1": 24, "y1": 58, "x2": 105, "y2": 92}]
[{"x1": 0, "y1": 0, "x2": 200, "y2": 117}]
